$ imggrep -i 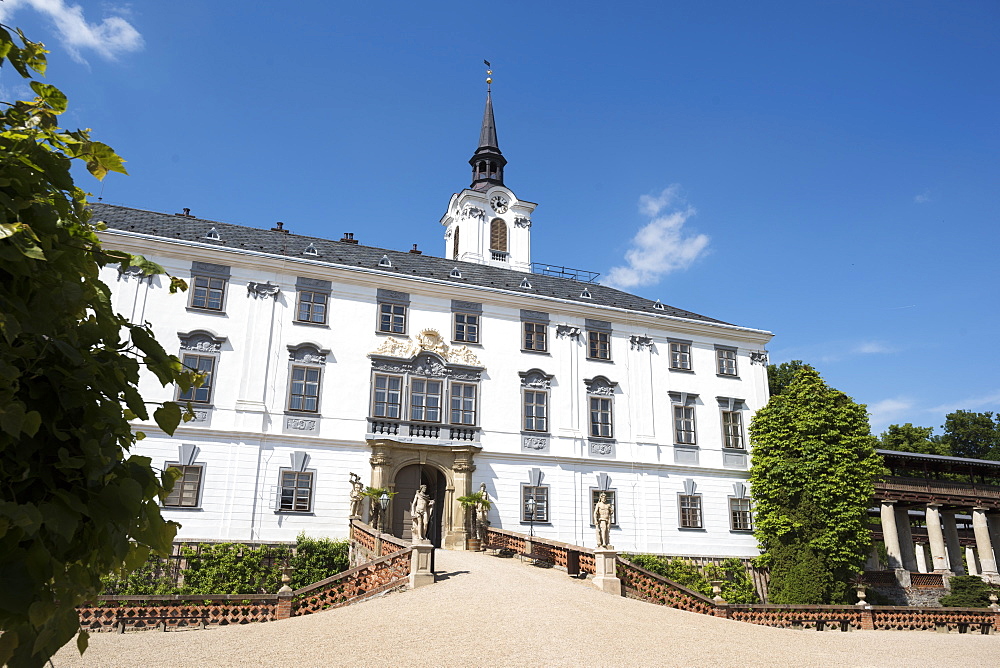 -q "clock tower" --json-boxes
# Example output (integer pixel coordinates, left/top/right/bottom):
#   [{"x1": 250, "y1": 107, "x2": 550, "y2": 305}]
[{"x1": 440, "y1": 73, "x2": 536, "y2": 273}]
